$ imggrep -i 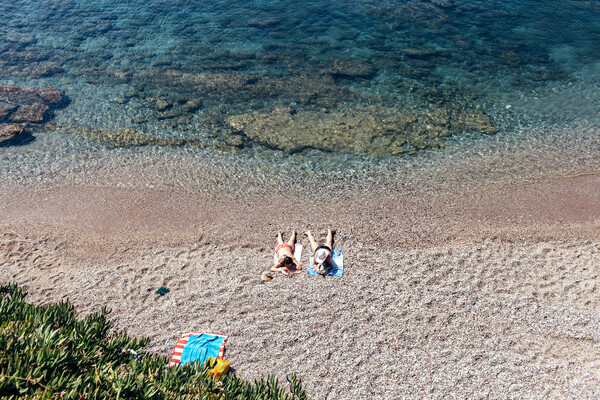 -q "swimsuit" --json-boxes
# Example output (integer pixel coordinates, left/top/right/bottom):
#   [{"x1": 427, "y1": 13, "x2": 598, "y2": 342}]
[
  {"x1": 315, "y1": 245, "x2": 331, "y2": 254},
  {"x1": 275, "y1": 243, "x2": 294, "y2": 253}
]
